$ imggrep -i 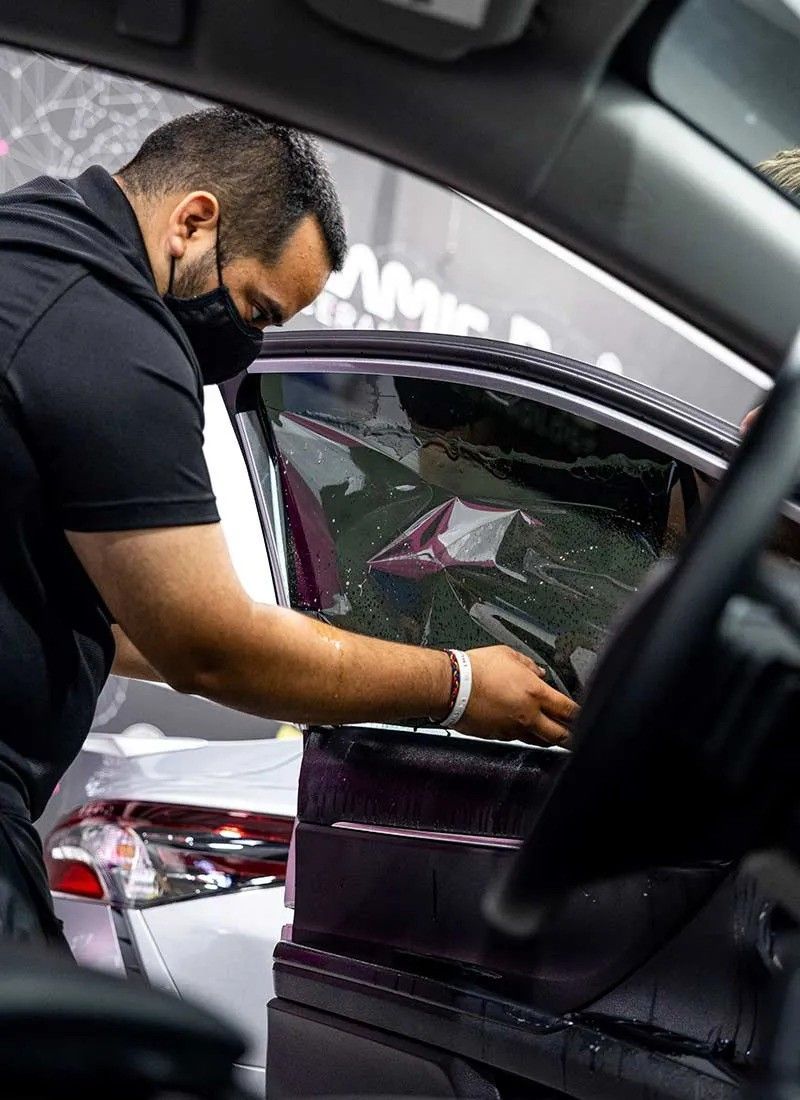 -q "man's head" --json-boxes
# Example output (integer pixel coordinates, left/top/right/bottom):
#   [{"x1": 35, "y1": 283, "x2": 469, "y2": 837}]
[
  {"x1": 757, "y1": 147, "x2": 800, "y2": 199},
  {"x1": 116, "y1": 106, "x2": 346, "y2": 329}
]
